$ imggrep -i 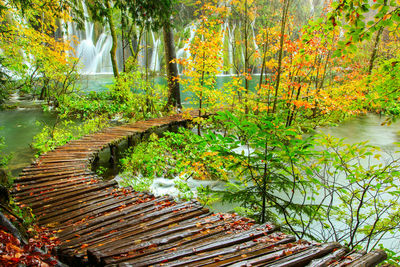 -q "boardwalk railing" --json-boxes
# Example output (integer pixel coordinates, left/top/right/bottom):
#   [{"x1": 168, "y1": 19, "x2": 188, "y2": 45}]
[{"x1": 13, "y1": 111, "x2": 387, "y2": 266}]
